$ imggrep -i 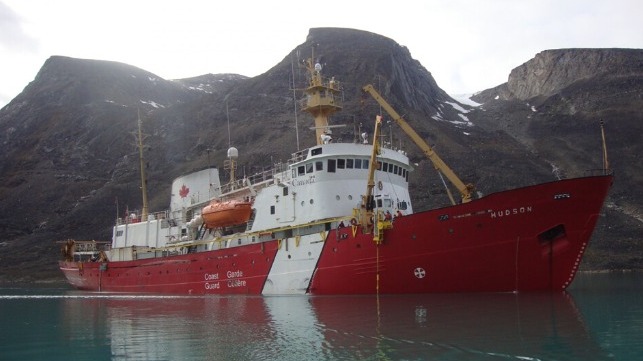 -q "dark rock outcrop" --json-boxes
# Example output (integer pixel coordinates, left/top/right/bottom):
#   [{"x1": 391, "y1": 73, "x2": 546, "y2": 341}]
[{"x1": 507, "y1": 48, "x2": 643, "y2": 100}]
